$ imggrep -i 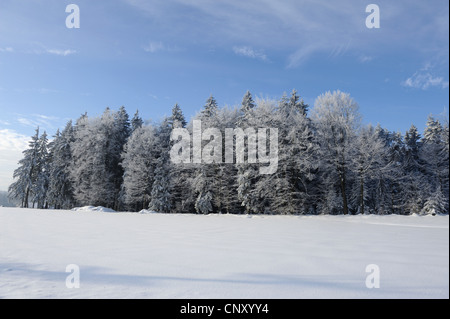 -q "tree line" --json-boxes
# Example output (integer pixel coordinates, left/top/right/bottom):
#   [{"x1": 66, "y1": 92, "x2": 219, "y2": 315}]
[{"x1": 8, "y1": 90, "x2": 449, "y2": 215}]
